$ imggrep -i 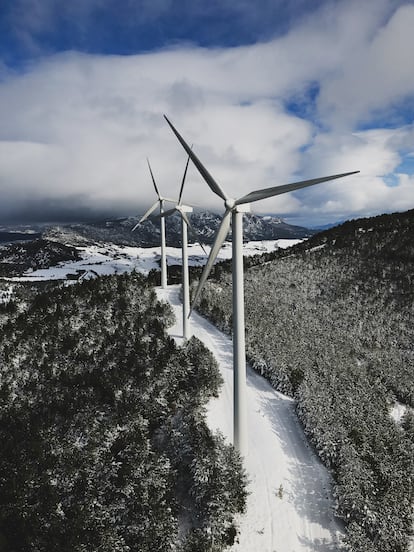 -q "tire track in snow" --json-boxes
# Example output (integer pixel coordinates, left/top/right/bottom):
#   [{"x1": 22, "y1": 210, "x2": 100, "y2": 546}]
[{"x1": 157, "y1": 286, "x2": 344, "y2": 552}]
